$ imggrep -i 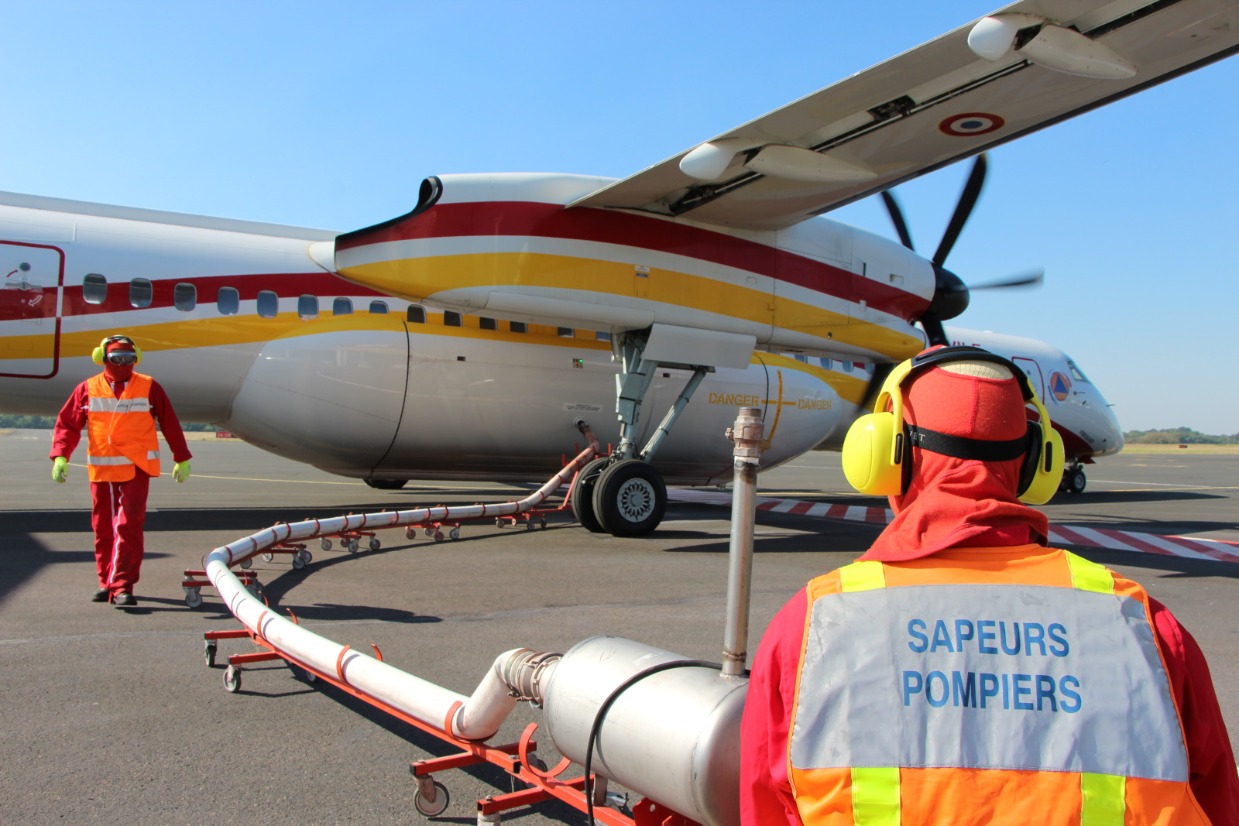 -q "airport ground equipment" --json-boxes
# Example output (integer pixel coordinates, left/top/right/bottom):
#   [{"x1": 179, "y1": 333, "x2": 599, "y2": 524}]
[
  {"x1": 198, "y1": 410, "x2": 766, "y2": 825},
  {"x1": 182, "y1": 425, "x2": 600, "y2": 608}
]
